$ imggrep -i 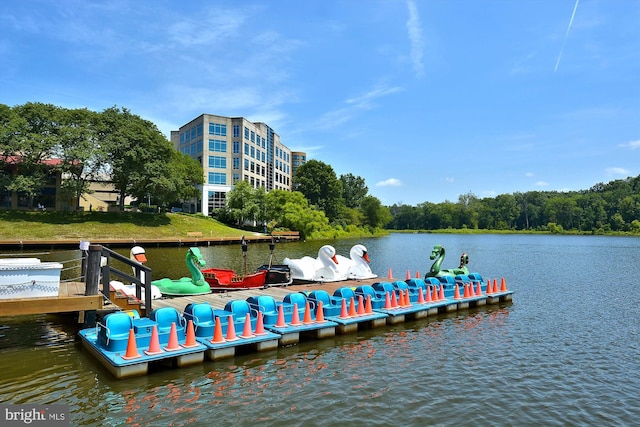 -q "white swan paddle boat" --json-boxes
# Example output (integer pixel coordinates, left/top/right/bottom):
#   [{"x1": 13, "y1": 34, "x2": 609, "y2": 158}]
[
  {"x1": 335, "y1": 244, "x2": 378, "y2": 280},
  {"x1": 283, "y1": 245, "x2": 348, "y2": 283},
  {"x1": 109, "y1": 246, "x2": 162, "y2": 300}
]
